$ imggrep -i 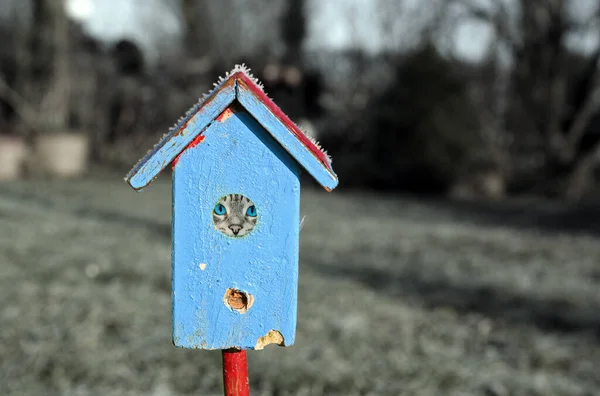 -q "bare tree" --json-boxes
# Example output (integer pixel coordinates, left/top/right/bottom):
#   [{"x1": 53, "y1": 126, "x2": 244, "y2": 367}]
[
  {"x1": 29, "y1": 0, "x2": 70, "y2": 131},
  {"x1": 179, "y1": 0, "x2": 285, "y2": 65},
  {"x1": 0, "y1": 0, "x2": 71, "y2": 134},
  {"x1": 180, "y1": 0, "x2": 215, "y2": 58},
  {"x1": 451, "y1": 0, "x2": 600, "y2": 199},
  {"x1": 280, "y1": 0, "x2": 306, "y2": 62}
]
